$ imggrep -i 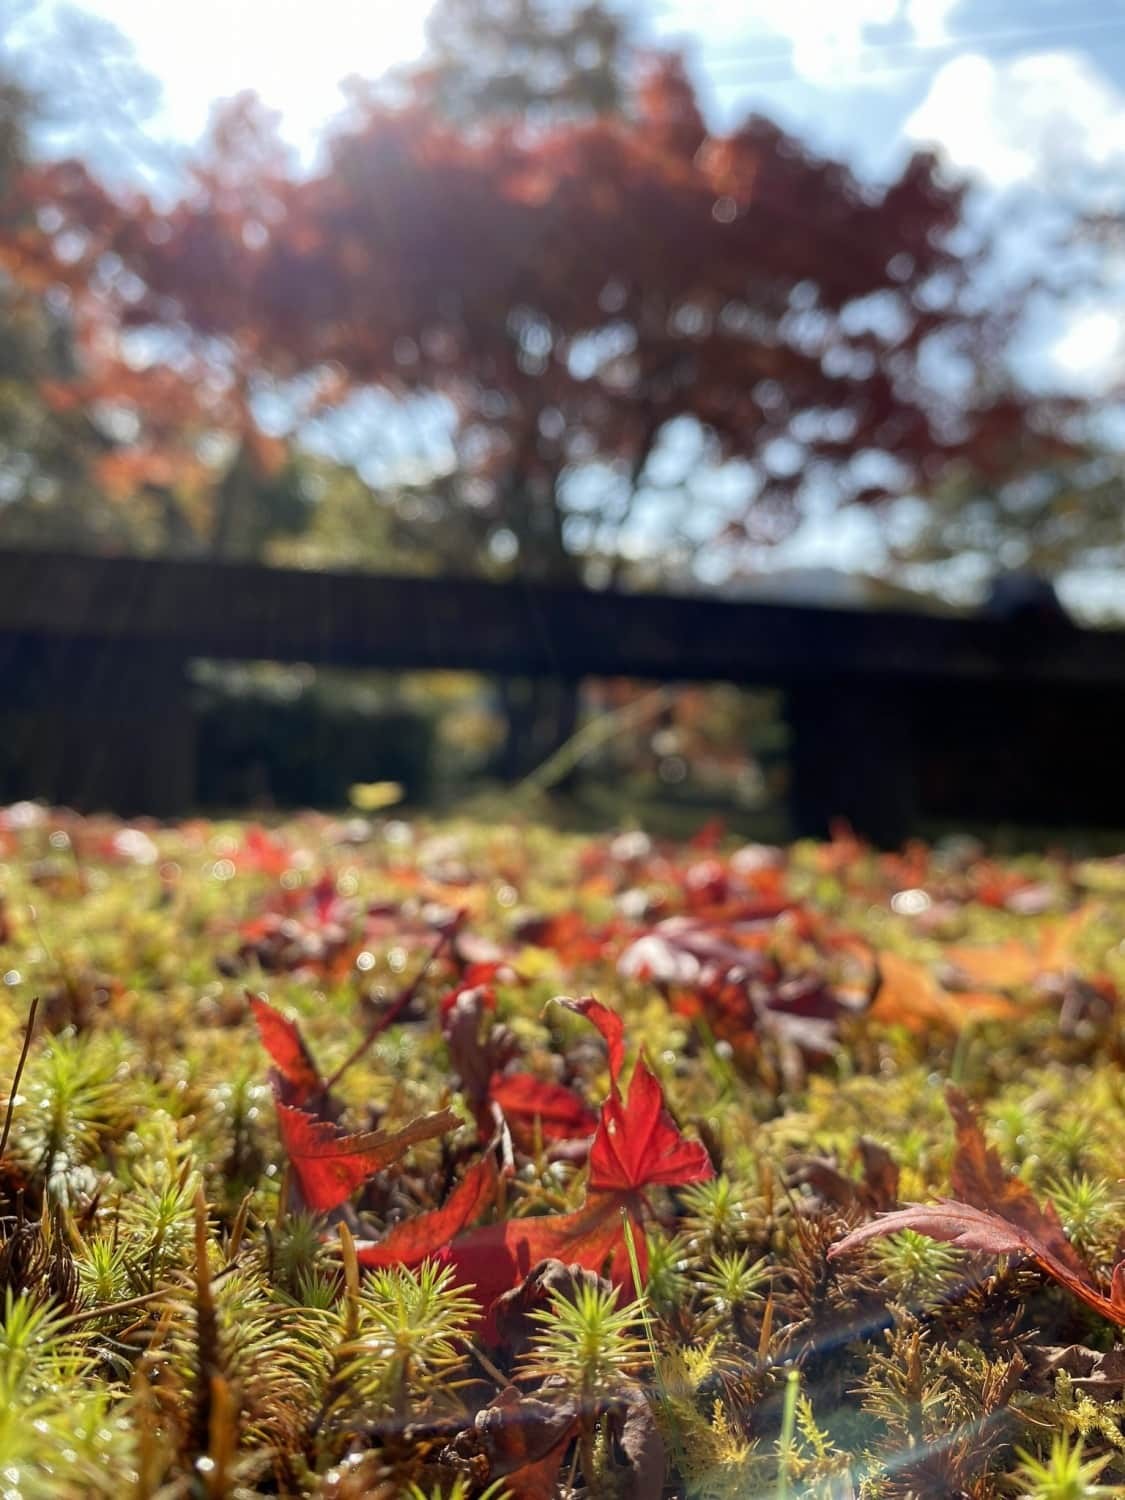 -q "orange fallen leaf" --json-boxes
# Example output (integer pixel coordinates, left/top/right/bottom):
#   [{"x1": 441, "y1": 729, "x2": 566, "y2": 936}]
[
  {"x1": 870, "y1": 952, "x2": 1022, "y2": 1032},
  {"x1": 945, "y1": 907, "x2": 1096, "y2": 991},
  {"x1": 944, "y1": 938, "x2": 1038, "y2": 990}
]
